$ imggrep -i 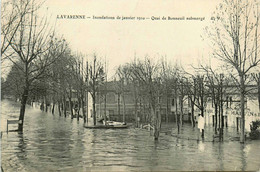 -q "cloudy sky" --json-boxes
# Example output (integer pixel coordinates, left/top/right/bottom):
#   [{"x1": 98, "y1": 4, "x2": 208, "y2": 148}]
[{"x1": 42, "y1": 0, "x2": 222, "y2": 78}]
